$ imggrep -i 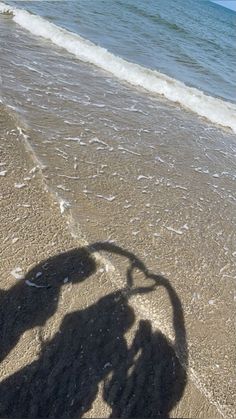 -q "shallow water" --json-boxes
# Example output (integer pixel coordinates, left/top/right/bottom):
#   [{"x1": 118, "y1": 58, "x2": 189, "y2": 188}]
[{"x1": 0, "y1": 12, "x2": 235, "y2": 276}]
